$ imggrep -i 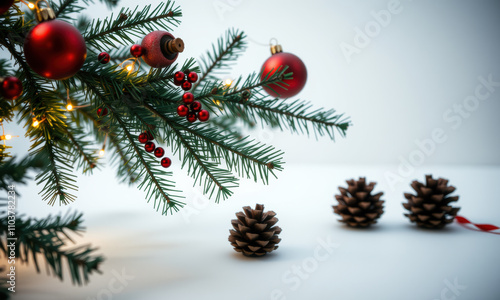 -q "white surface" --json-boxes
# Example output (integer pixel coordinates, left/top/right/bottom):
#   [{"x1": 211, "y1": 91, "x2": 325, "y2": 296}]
[{"x1": 12, "y1": 164, "x2": 500, "y2": 300}]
